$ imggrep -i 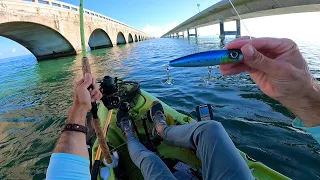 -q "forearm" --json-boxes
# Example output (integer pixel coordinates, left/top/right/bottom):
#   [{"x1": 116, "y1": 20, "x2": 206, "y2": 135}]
[
  {"x1": 279, "y1": 79, "x2": 320, "y2": 127},
  {"x1": 53, "y1": 105, "x2": 89, "y2": 159}
]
